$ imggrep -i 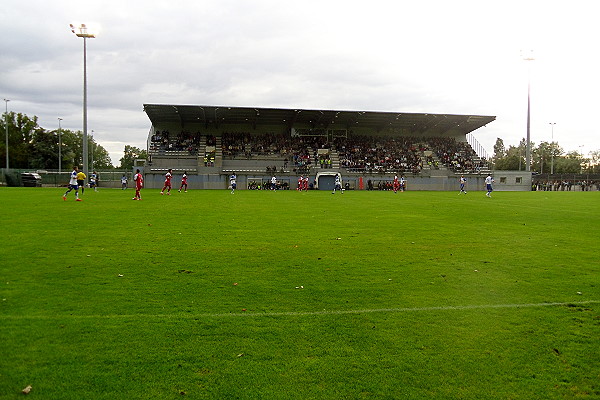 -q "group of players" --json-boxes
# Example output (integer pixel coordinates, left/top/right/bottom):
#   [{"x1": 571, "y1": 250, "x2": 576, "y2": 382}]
[
  {"x1": 158, "y1": 169, "x2": 188, "y2": 195},
  {"x1": 141, "y1": 171, "x2": 495, "y2": 197},
  {"x1": 297, "y1": 176, "x2": 310, "y2": 191},
  {"x1": 458, "y1": 174, "x2": 495, "y2": 196},
  {"x1": 62, "y1": 167, "x2": 495, "y2": 201},
  {"x1": 134, "y1": 168, "x2": 190, "y2": 200},
  {"x1": 61, "y1": 166, "x2": 100, "y2": 201},
  {"x1": 392, "y1": 175, "x2": 407, "y2": 193}
]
